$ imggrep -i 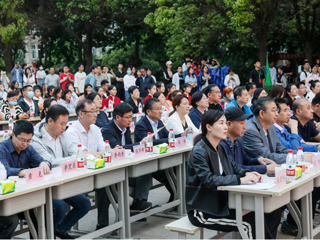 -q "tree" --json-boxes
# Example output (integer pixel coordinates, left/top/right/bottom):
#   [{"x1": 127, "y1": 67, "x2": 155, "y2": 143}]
[{"x1": 0, "y1": 0, "x2": 28, "y2": 74}]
